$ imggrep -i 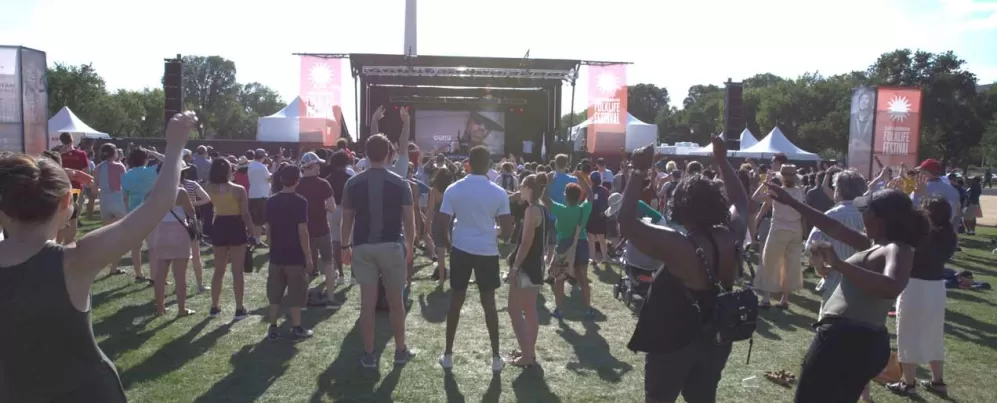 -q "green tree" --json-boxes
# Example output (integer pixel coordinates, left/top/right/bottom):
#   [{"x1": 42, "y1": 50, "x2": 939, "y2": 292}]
[
  {"x1": 626, "y1": 83, "x2": 669, "y2": 125},
  {"x1": 47, "y1": 63, "x2": 107, "y2": 124},
  {"x1": 181, "y1": 55, "x2": 239, "y2": 138}
]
